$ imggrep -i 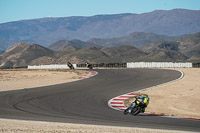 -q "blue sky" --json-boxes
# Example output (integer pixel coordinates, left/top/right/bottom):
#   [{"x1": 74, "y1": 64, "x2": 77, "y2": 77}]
[{"x1": 0, "y1": 0, "x2": 200, "y2": 24}]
